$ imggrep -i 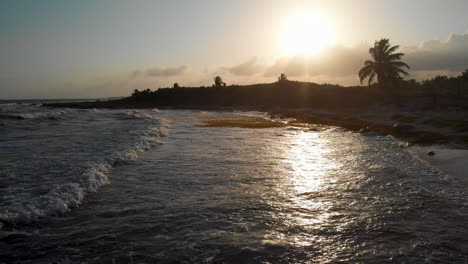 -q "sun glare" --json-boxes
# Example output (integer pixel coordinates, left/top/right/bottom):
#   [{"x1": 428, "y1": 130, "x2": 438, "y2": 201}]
[{"x1": 281, "y1": 11, "x2": 334, "y2": 56}]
